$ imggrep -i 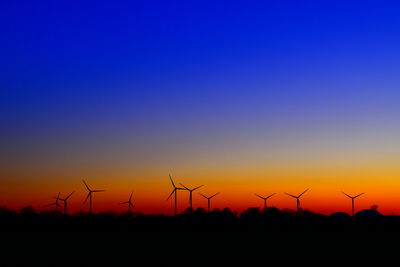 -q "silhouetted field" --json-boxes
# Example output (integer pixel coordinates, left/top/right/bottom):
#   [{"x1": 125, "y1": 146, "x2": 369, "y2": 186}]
[{"x1": 1, "y1": 206, "x2": 398, "y2": 265}]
